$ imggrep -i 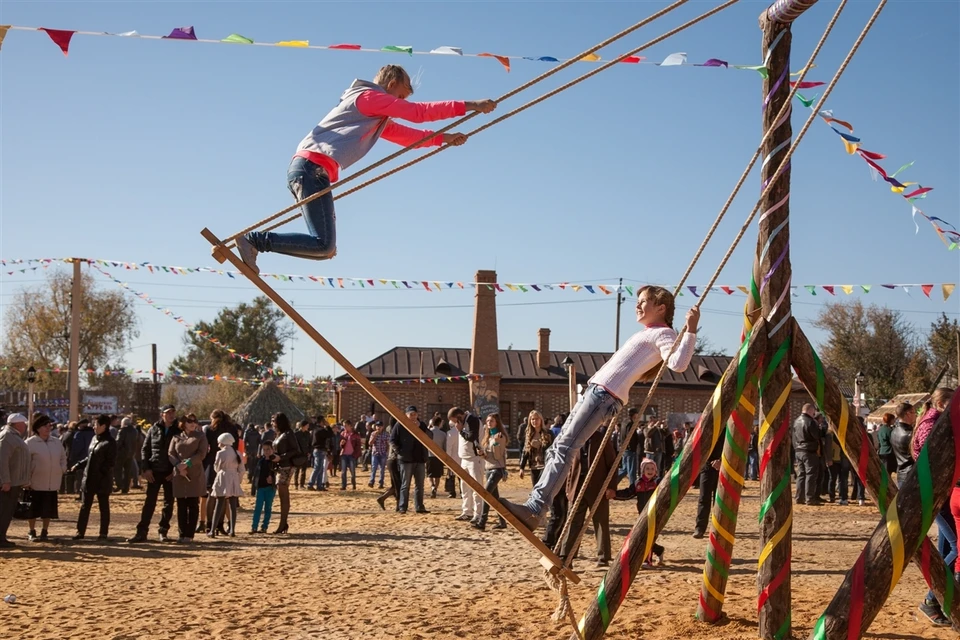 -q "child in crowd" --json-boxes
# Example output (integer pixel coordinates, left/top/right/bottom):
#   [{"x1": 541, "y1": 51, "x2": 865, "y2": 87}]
[
  {"x1": 237, "y1": 65, "x2": 497, "y2": 273},
  {"x1": 251, "y1": 442, "x2": 277, "y2": 534},
  {"x1": 615, "y1": 458, "x2": 664, "y2": 565},
  {"x1": 209, "y1": 433, "x2": 244, "y2": 538},
  {"x1": 503, "y1": 285, "x2": 700, "y2": 530}
]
